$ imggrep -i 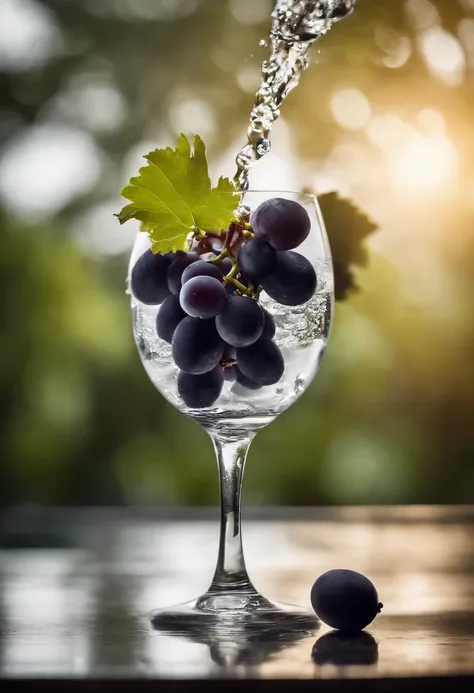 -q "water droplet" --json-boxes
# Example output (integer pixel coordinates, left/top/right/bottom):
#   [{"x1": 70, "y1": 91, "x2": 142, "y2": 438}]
[
  {"x1": 255, "y1": 85, "x2": 273, "y2": 106},
  {"x1": 250, "y1": 104, "x2": 274, "y2": 131},
  {"x1": 263, "y1": 61, "x2": 277, "y2": 76},
  {"x1": 259, "y1": 39, "x2": 267, "y2": 47},
  {"x1": 294, "y1": 376, "x2": 305, "y2": 394},
  {"x1": 256, "y1": 138, "x2": 271, "y2": 157},
  {"x1": 247, "y1": 124, "x2": 268, "y2": 144},
  {"x1": 236, "y1": 145, "x2": 259, "y2": 171}
]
